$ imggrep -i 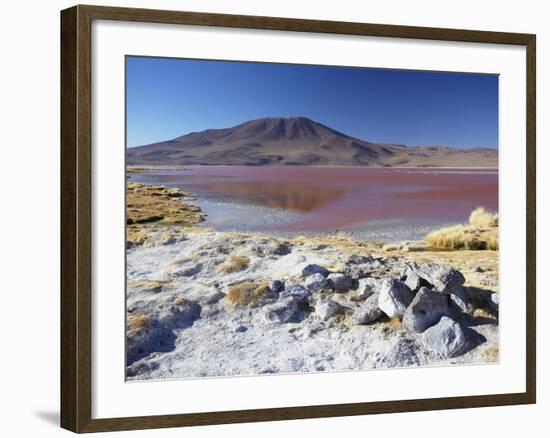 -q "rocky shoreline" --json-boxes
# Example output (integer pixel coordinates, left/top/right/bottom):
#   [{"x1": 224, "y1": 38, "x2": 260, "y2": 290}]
[{"x1": 126, "y1": 182, "x2": 499, "y2": 380}]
